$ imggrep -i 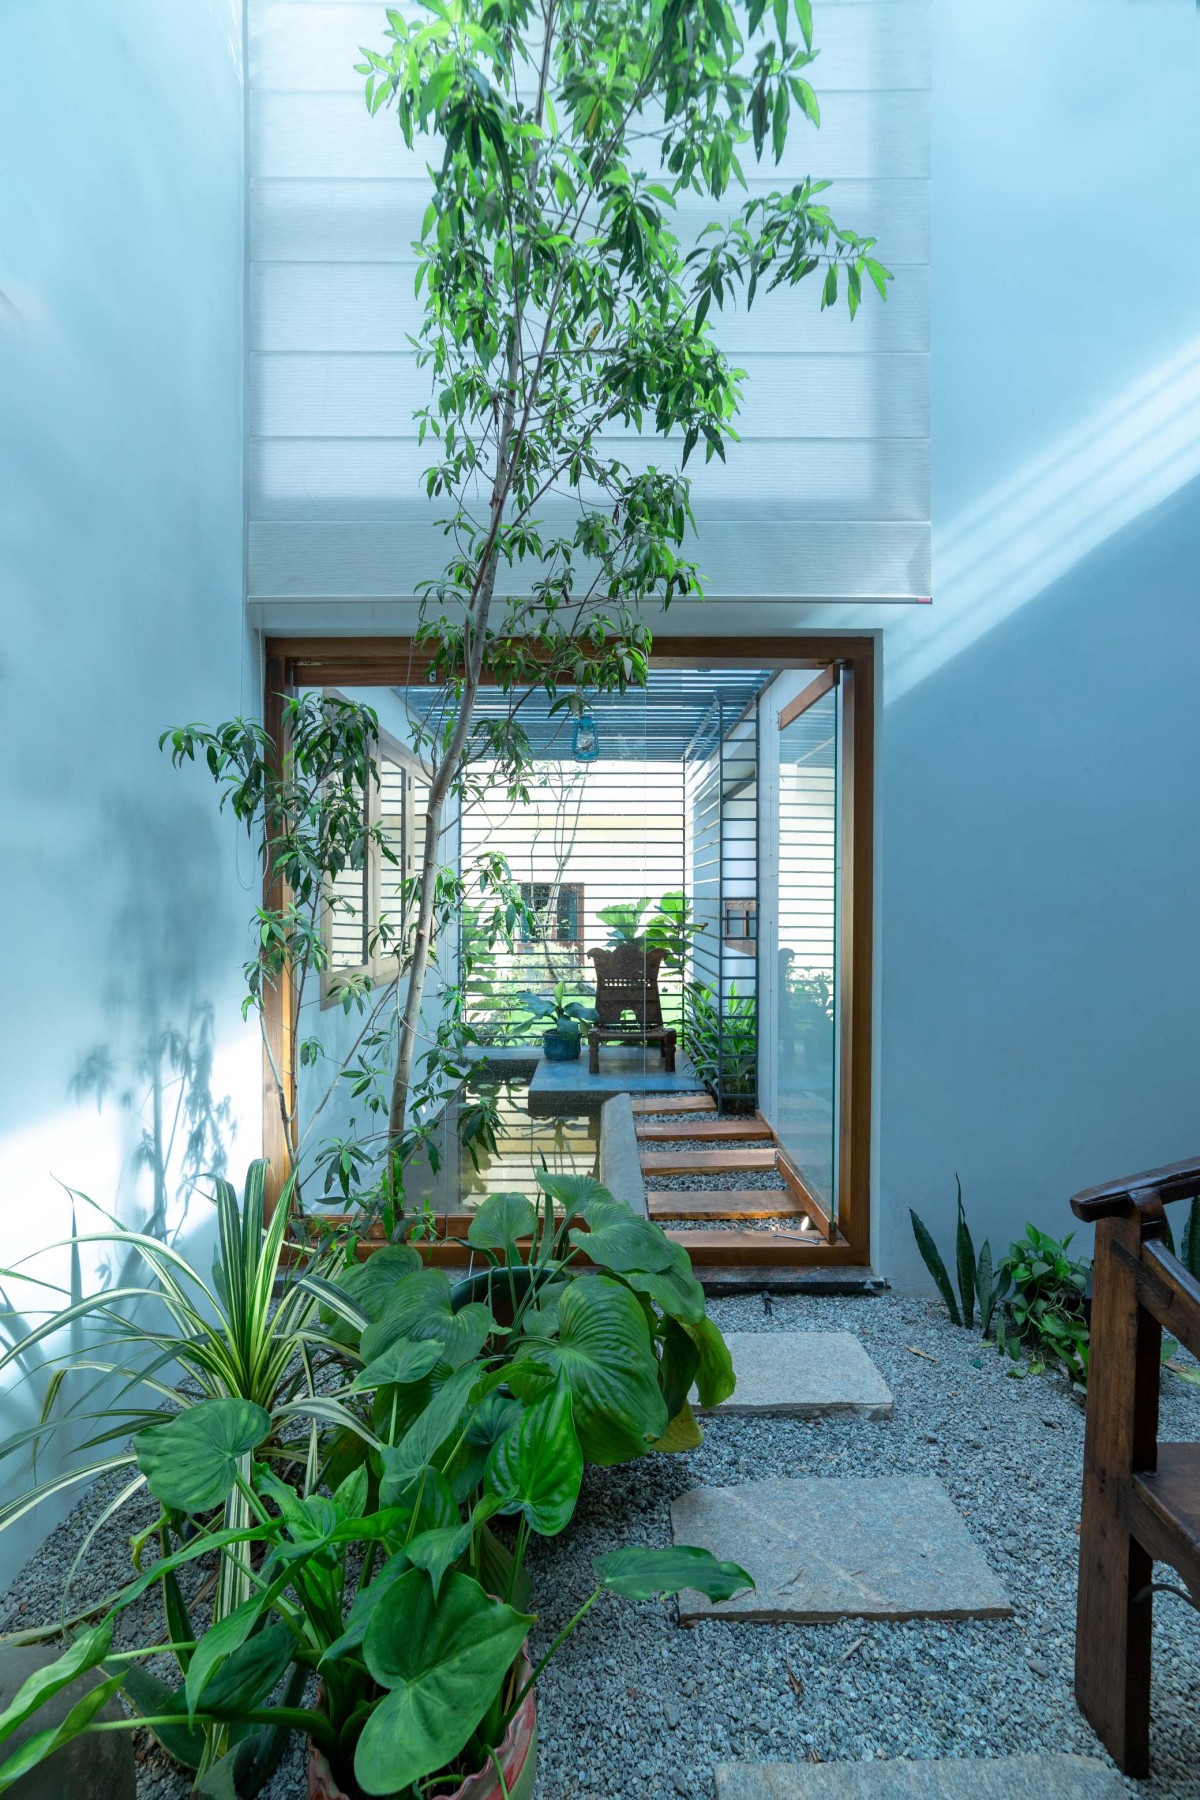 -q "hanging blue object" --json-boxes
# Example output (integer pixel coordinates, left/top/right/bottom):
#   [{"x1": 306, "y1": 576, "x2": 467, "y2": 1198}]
[{"x1": 572, "y1": 709, "x2": 599, "y2": 762}]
